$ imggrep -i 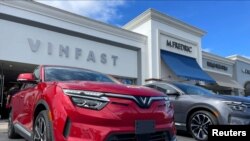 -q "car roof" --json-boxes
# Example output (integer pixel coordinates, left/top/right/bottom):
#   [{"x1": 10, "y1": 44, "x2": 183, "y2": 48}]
[{"x1": 146, "y1": 81, "x2": 202, "y2": 88}]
